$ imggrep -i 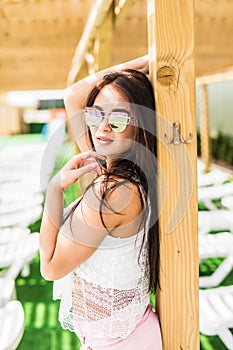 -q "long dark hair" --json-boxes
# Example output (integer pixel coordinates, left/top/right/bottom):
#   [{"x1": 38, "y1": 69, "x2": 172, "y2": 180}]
[{"x1": 76, "y1": 69, "x2": 159, "y2": 292}]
